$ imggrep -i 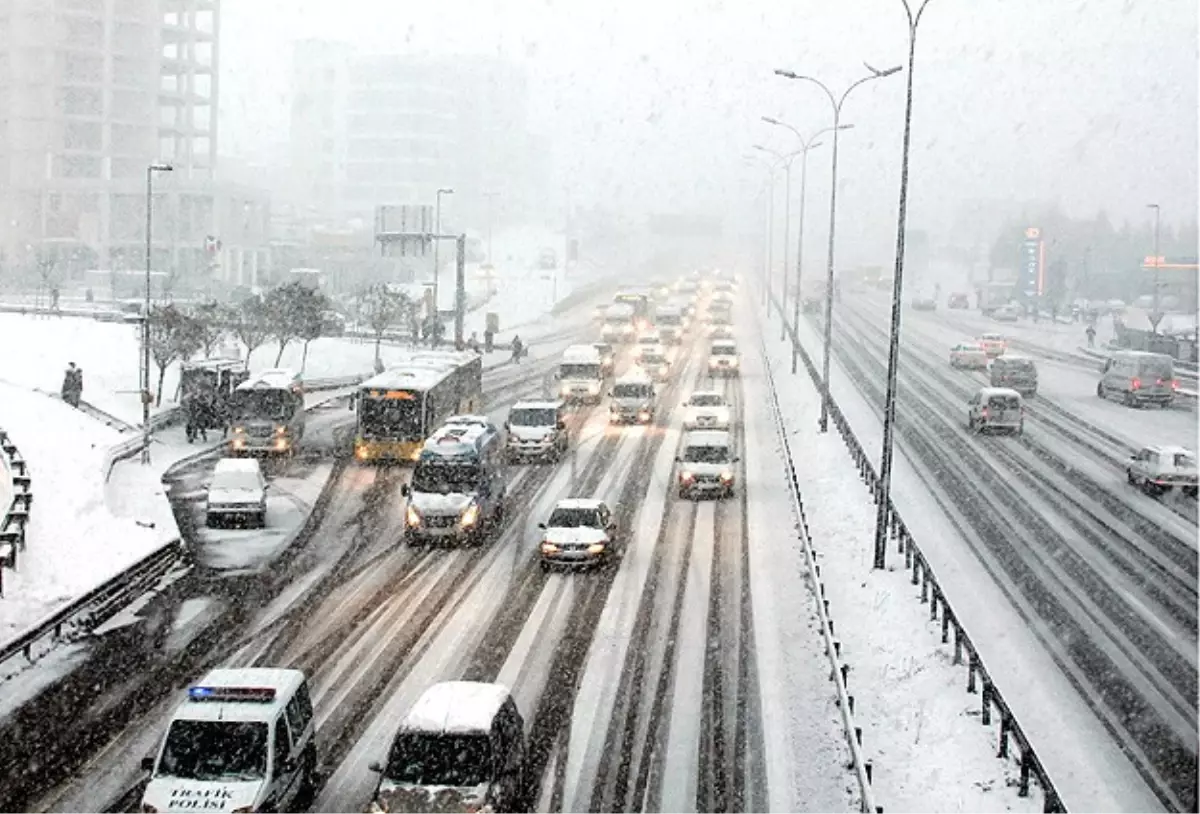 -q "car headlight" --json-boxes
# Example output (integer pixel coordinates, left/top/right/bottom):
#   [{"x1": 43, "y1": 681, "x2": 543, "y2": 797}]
[
  {"x1": 275, "y1": 425, "x2": 287, "y2": 435},
  {"x1": 406, "y1": 505, "x2": 421, "y2": 527},
  {"x1": 720, "y1": 471, "x2": 734, "y2": 482},
  {"x1": 588, "y1": 382, "x2": 599, "y2": 393},
  {"x1": 680, "y1": 471, "x2": 694, "y2": 482},
  {"x1": 461, "y1": 503, "x2": 480, "y2": 527},
  {"x1": 232, "y1": 438, "x2": 245, "y2": 449},
  {"x1": 541, "y1": 541, "x2": 559, "y2": 554},
  {"x1": 587, "y1": 543, "x2": 606, "y2": 554},
  {"x1": 232, "y1": 426, "x2": 245, "y2": 435}
]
